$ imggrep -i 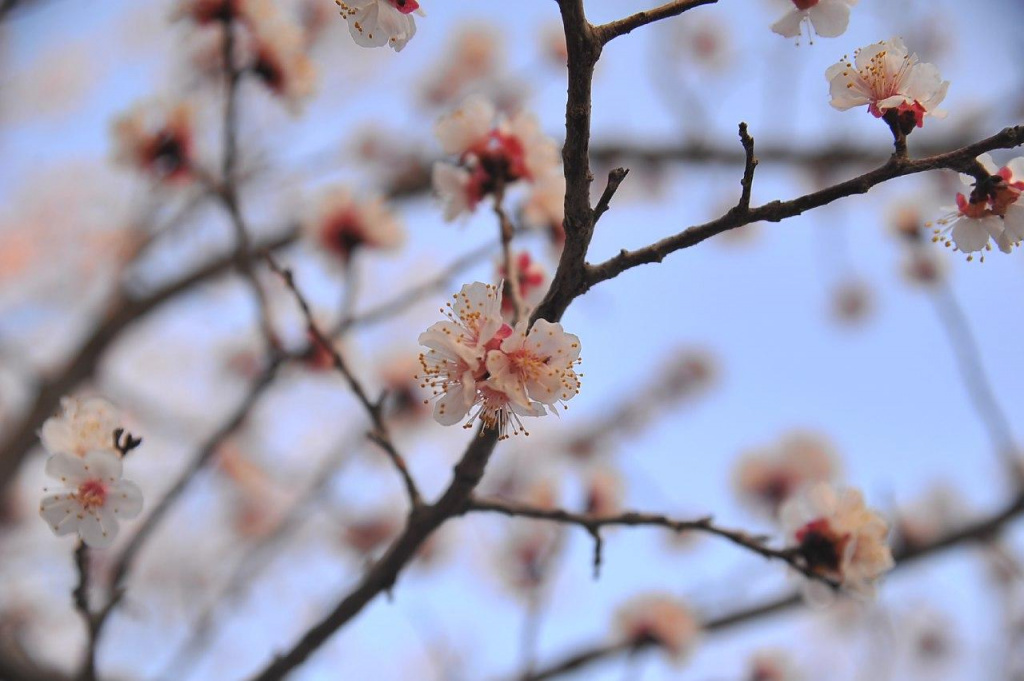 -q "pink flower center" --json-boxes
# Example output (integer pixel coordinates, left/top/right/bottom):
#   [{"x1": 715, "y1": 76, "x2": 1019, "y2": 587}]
[
  {"x1": 795, "y1": 518, "x2": 849, "y2": 574},
  {"x1": 791, "y1": 0, "x2": 818, "y2": 9},
  {"x1": 389, "y1": 0, "x2": 419, "y2": 14},
  {"x1": 77, "y1": 479, "x2": 108, "y2": 511}
]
